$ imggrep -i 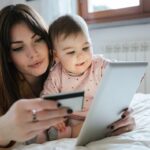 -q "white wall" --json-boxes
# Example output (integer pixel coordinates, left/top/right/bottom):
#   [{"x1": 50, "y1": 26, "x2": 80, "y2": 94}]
[
  {"x1": 0, "y1": 0, "x2": 40, "y2": 11},
  {"x1": 88, "y1": 22, "x2": 150, "y2": 93},
  {"x1": 0, "y1": 0, "x2": 77, "y2": 25},
  {"x1": 89, "y1": 23, "x2": 150, "y2": 54}
]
